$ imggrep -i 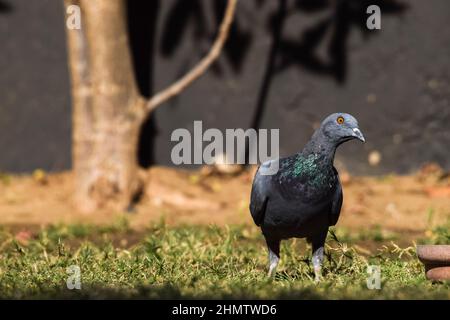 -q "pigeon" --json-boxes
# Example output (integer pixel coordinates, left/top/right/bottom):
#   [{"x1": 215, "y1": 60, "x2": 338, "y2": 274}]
[{"x1": 249, "y1": 113, "x2": 365, "y2": 280}]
